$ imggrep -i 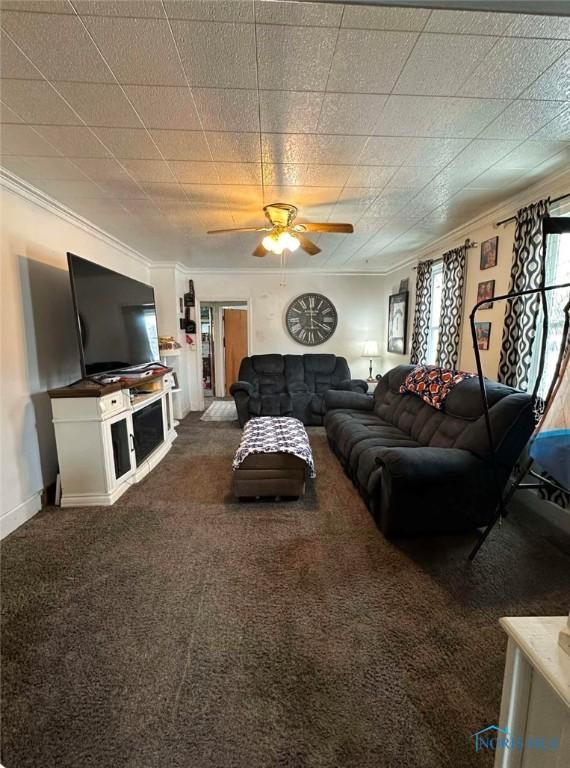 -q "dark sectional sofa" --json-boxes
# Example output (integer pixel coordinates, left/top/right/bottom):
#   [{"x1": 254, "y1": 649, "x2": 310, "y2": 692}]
[
  {"x1": 325, "y1": 365, "x2": 535, "y2": 536},
  {"x1": 230, "y1": 354, "x2": 367, "y2": 427}
]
